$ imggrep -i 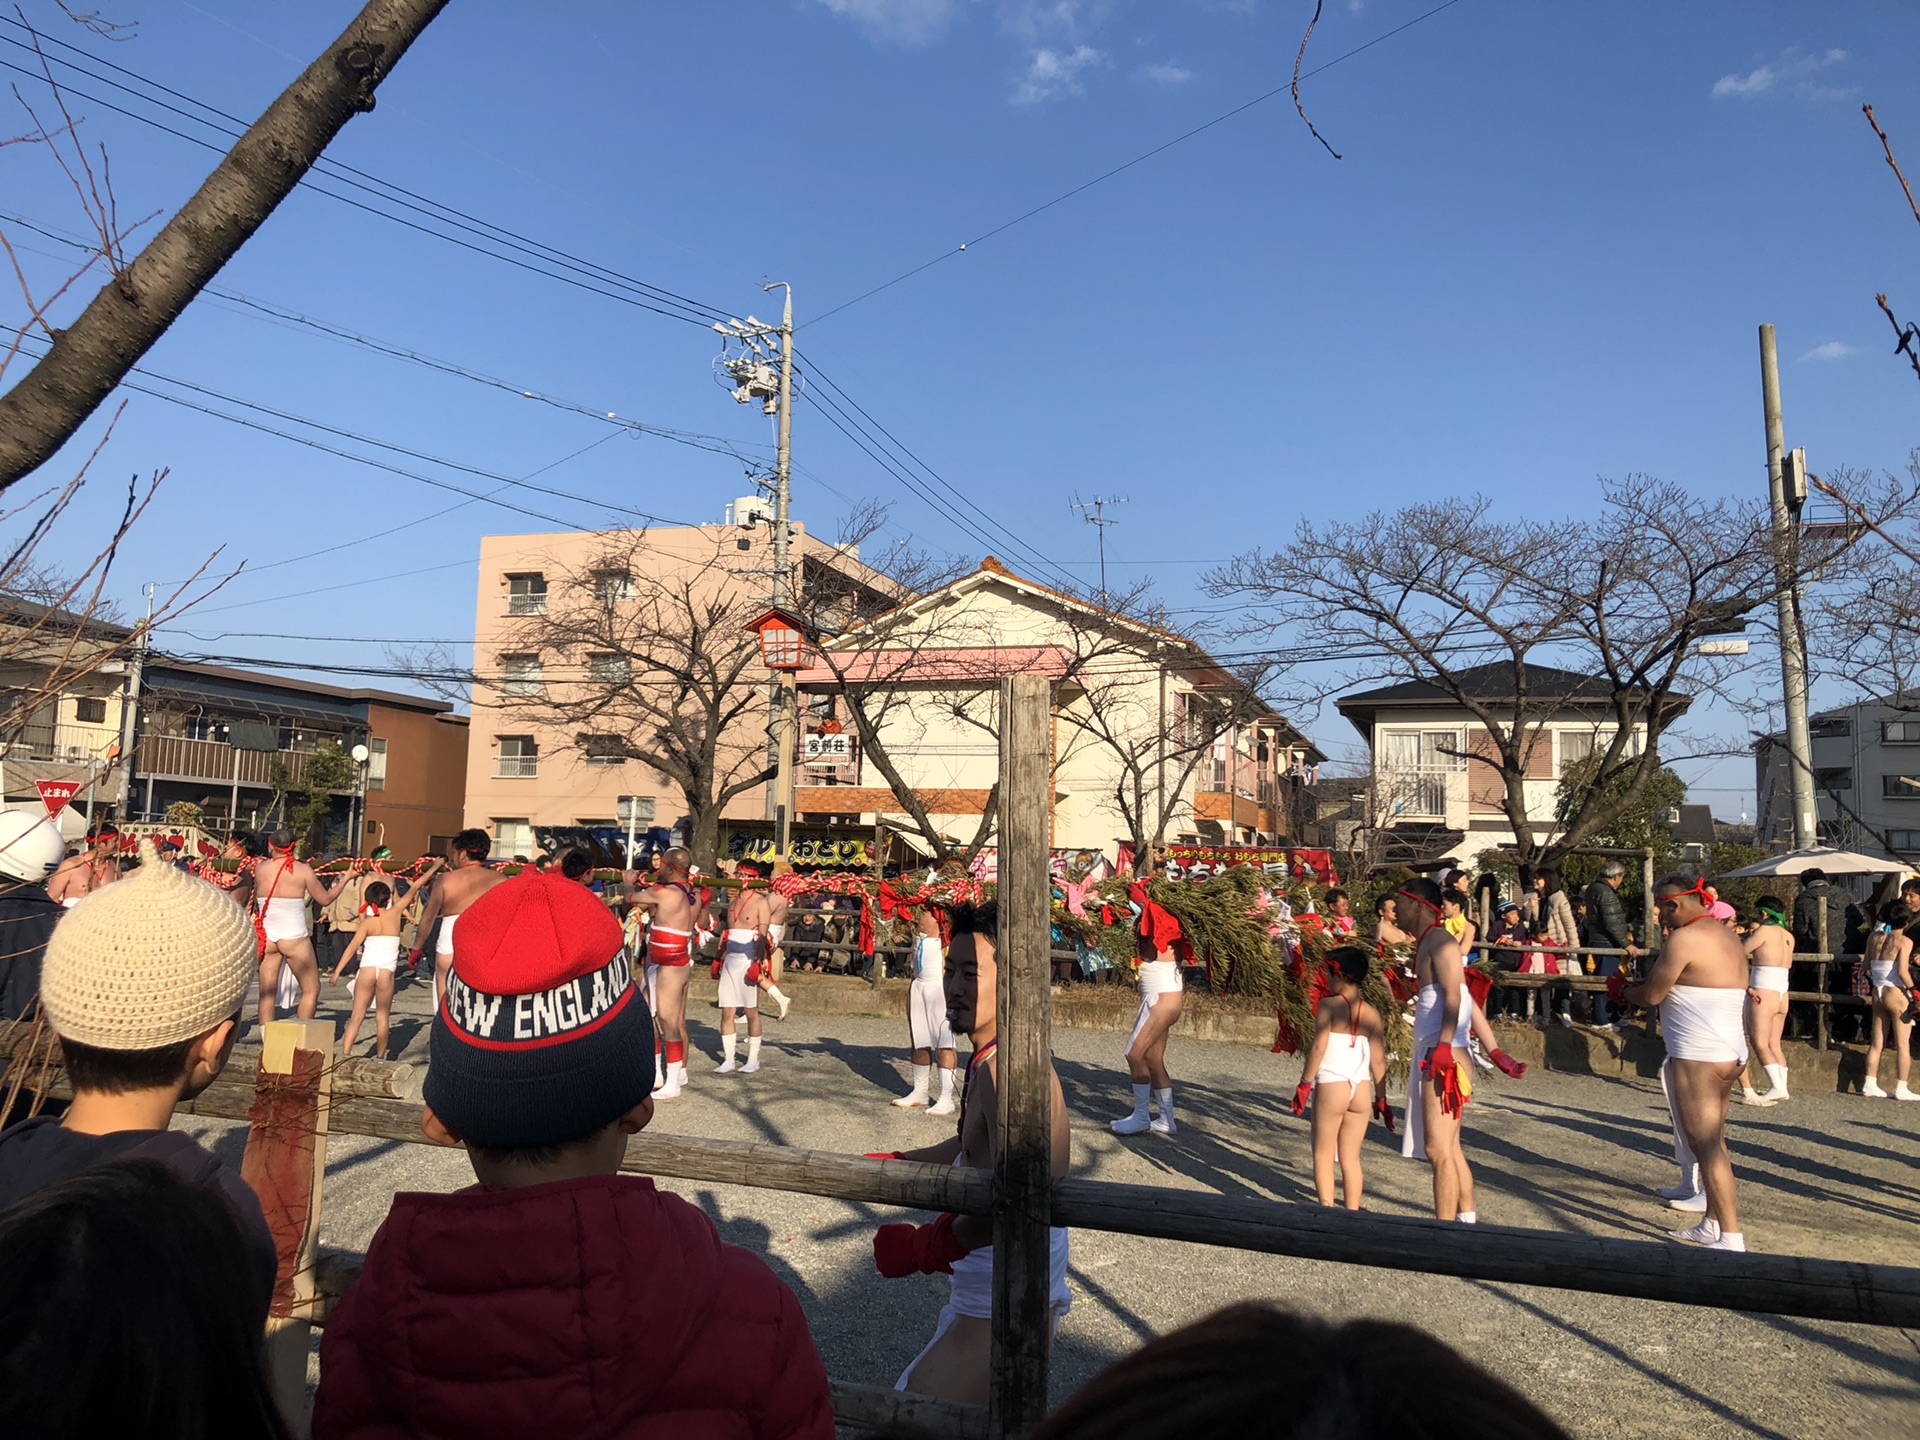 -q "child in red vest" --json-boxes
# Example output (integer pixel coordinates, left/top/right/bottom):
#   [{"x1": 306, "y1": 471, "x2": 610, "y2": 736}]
[{"x1": 314, "y1": 872, "x2": 833, "y2": 1440}]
